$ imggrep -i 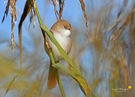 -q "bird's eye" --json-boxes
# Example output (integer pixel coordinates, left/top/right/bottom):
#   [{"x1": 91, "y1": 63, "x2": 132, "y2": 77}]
[{"x1": 64, "y1": 26, "x2": 68, "y2": 30}]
